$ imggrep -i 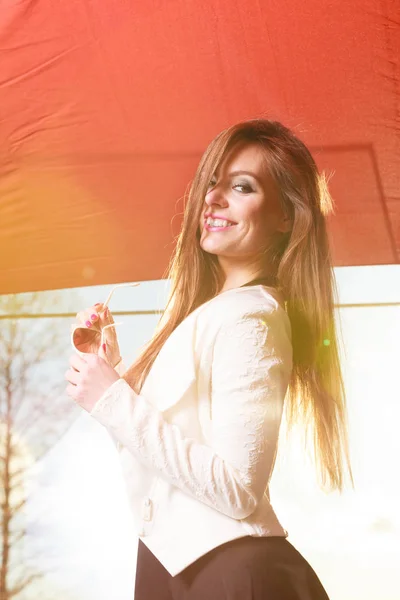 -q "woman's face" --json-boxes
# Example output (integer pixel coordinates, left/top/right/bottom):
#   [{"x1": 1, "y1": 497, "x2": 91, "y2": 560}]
[{"x1": 198, "y1": 143, "x2": 289, "y2": 267}]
